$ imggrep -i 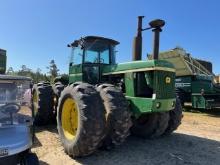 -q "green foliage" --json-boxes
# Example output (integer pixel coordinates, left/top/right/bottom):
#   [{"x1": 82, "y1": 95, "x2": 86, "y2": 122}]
[
  {"x1": 6, "y1": 67, "x2": 15, "y2": 75},
  {"x1": 47, "y1": 60, "x2": 59, "y2": 83},
  {"x1": 6, "y1": 60, "x2": 60, "y2": 83}
]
